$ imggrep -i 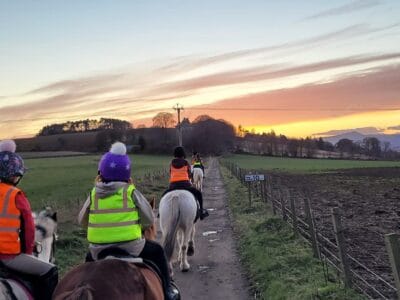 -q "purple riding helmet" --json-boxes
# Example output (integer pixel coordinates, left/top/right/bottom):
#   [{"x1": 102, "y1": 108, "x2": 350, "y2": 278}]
[{"x1": 98, "y1": 142, "x2": 131, "y2": 182}]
